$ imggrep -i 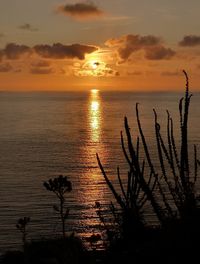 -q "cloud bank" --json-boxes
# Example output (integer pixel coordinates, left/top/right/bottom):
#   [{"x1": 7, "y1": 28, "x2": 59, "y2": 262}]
[
  {"x1": 34, "y1": 43, "x2": 97, "y2": 59},
  {"x1": 4, "y1": 43, "x2": 31, "y2": 60},
  {"x1": 106, "y1": 34, "x2": 175, "y2": 61},
  {"x1": 179, "y1": 35, "x2": 200, "y2": 47},
  {"x1": 0, "y1": 43, "x2": 97, "y2": 60}
]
